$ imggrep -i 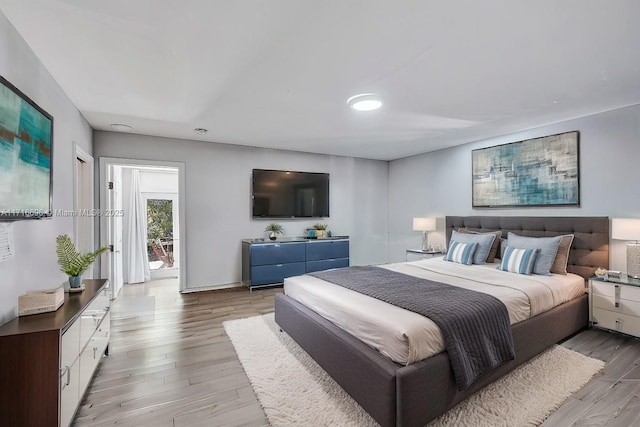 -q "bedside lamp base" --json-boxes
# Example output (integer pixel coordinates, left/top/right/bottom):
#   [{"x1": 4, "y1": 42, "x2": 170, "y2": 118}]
[{"x1": 628, "y1": 242, "x2": 640, "y2": 279}]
